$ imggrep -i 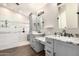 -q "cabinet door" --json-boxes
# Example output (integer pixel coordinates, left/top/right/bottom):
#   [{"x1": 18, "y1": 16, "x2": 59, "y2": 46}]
[
  {"x1": 54, "y1": 40, "x2": 68, "y2": 56},
  {"x1": 33, "y1": 43, "x2": 44, "y2": 52},
  {"x1": 54, "y1": 39, "x2": 79, "y2": 56},
  {"x1": 30, "y1": 38, "x2": 44, "y2": 52},
  {"x1": 62, "y1": 42, "x2": 79, "y2": 56}
]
